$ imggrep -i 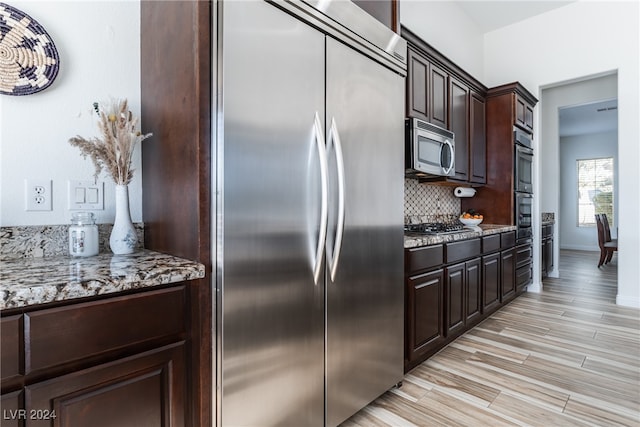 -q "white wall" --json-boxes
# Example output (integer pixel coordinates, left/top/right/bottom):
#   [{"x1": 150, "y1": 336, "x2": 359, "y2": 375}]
[
  {"x1": 400, "y1": 1, "x2": 485, "y2": 80},
  {"x1": 0, "y1": 1, "x2": 141, "y2": 227},
  {"x1": 484, "y1": 1, "x2": 640, "y2": 307},
  {"x1": 539, "y1": 74, "x2": 618, "y2": 215},
  {"x1": 560, "y1": 131, "x2": 618, "y2": 251}
]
